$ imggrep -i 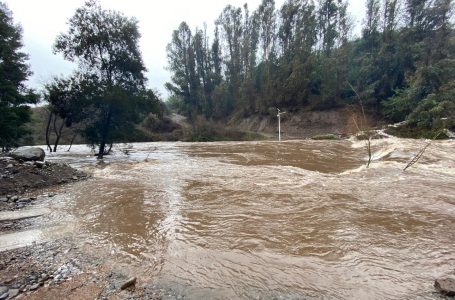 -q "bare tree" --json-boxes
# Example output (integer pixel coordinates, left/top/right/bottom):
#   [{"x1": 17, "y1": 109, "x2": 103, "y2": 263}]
[{"x1": 348, "y1": 81, "x2": 372, "y2": 168}]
